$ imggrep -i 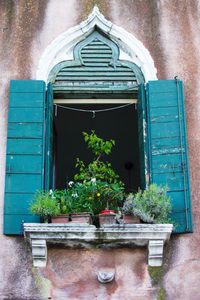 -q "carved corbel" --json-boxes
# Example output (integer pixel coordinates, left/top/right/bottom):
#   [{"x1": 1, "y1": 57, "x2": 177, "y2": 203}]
[
  {"x1": 31, "y1": 239, "x2": 47, "y2": 267},
  {"x1": 148, "y1": 240, "x2": 164, "y2": 266}
]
